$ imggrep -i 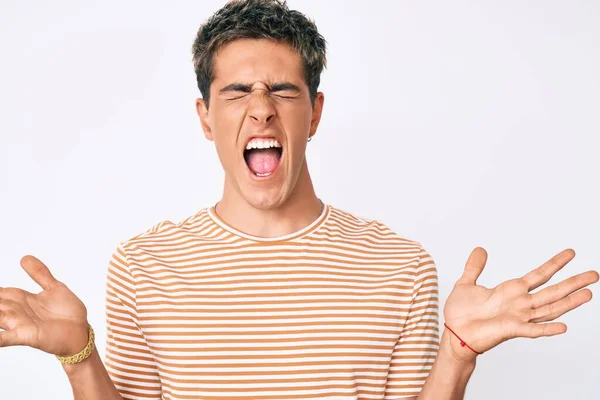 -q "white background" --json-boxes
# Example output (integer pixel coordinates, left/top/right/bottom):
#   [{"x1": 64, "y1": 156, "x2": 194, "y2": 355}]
[{"x1": 1, "y1": 0, "x2": 599, "y2": 398}]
